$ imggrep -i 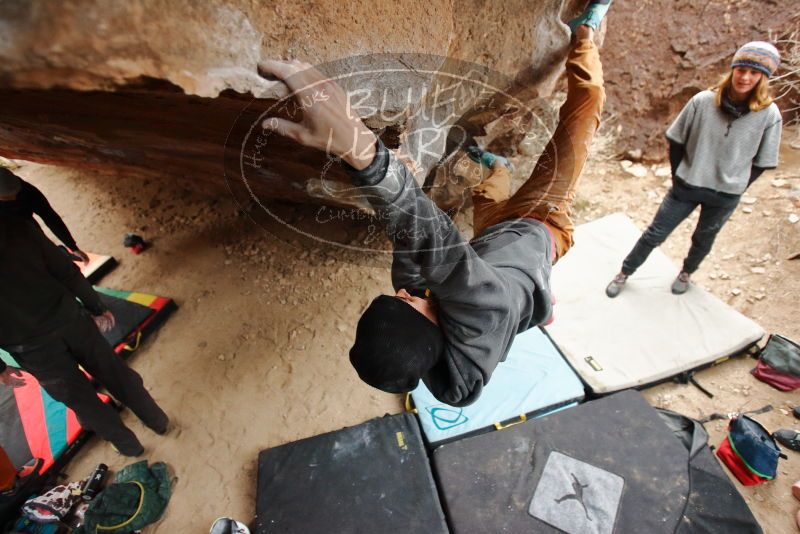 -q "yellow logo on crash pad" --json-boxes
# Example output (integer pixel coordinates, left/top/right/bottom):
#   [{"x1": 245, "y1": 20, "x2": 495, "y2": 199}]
[{"x1": 396, "y1": 431, "x2": 407, "y2": 450}]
